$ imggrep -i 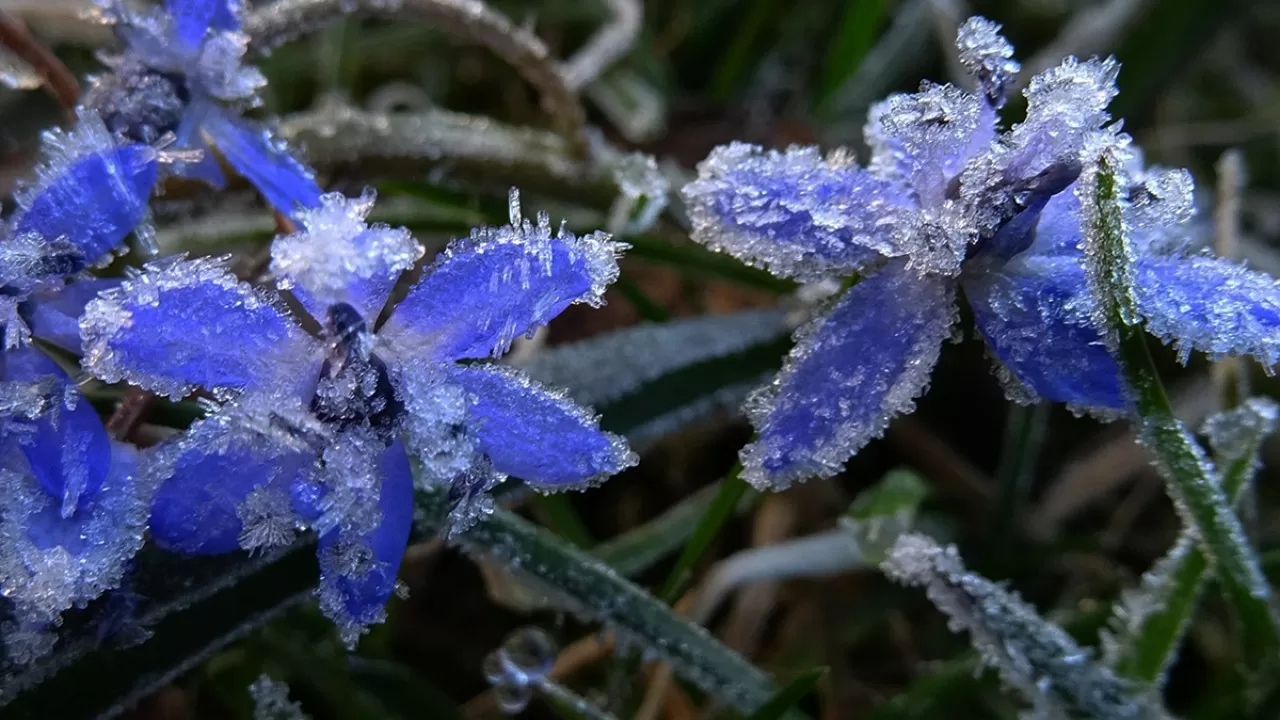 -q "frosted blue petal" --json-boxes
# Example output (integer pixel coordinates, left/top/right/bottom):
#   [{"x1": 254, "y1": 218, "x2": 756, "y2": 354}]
[
  {"x1": 865, "y1": 83, "x2": 996, "y2": 206},
  {"x1": 964, "y1": 255, "x2": 1126, "y2": 411},
  {"x1": 1134, "y1": 254, "x2": 1280, "y2": 366},
  {"x1": 315, "y1": 439, "x2": 414, "y2": 643},
  {"x1": 13, "y1": 144, "x2": 157, "y2": 267},
  {"x1": 81, "y1": 256, "x2": 321, "y2": 402},
  {"x1": 682, "y1": 142, "x2": 908, "y2": 282},
  {"x1": 270, "y1": 190, "x2": 423, "y2": 325},
  {"x1": 445, "y1": 364, "x2": 635, "y2": 489},
  {"x1": 24, "y1": 278, "x2": 121, "y2": 353},
  {"x1": 166, "y1": 0, "x2": 242, "y2": 50},
  {"x1": 148, "y1": 414, "x2": 311, "y2": 554},
  {"x1": 0, "y1": 443, "x2": 149, "y2": 626},
  {"x1": 741, "y1": 261, "x2": 957, "y2": 489},
  {"x1": 0, "y1": 347, "x2": 111, "y2": 516},
  {"x1": 202, "y1": 112, "x2": 323, "y2": 220},
  {"x1": 379, "y1": 196, "x2": 623, "y2": 362}
]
